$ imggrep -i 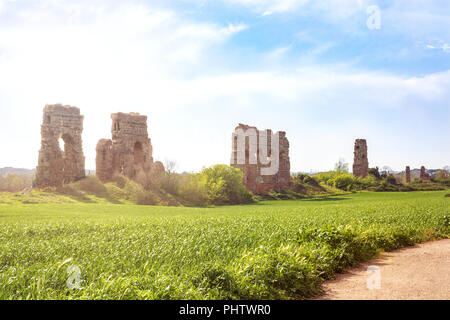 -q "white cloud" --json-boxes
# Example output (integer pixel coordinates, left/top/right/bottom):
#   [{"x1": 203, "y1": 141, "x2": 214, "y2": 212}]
[
  {"x1": 425, "y1": 41, "x2": 450, "y2": 53},
  {"x1": 0, "y1": 0, "x2": 448, "y2": 173},
  {"x1": 224, "y1": 0, "x2": 310, "y2": 14},
  {"x1": 0, "y1": 1, "x2": 248, "y2": 170},
  {"x1": 223, "y1": 0, "x2": 374, "y2": 18},
  {"x1": 265, "y1": 45, "x2": 291, "y2": 60}
]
